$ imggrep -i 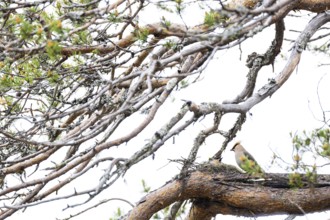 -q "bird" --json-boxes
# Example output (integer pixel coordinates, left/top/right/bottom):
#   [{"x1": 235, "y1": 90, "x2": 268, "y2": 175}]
[{"x1": 231, "y1": 141, "x2": 264, "y2": 175}]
